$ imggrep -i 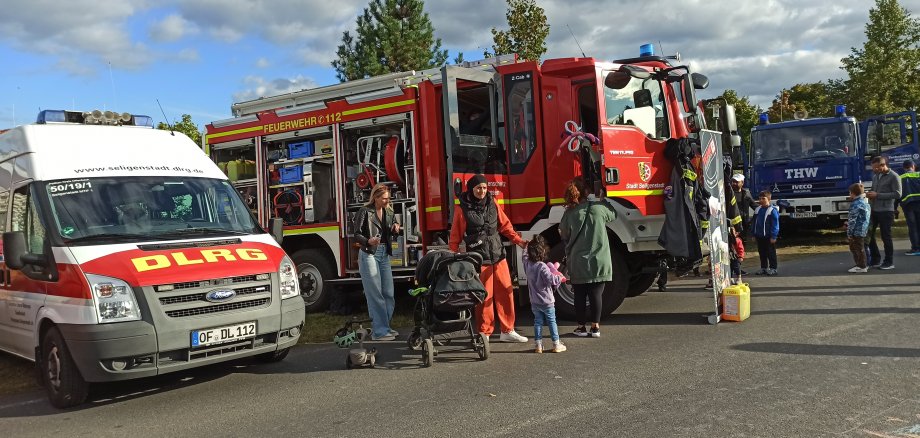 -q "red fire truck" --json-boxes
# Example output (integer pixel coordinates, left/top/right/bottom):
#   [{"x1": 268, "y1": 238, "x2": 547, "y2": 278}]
[{"x1": 204, "y1": 47, "x2": 738, "y2": 318}]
